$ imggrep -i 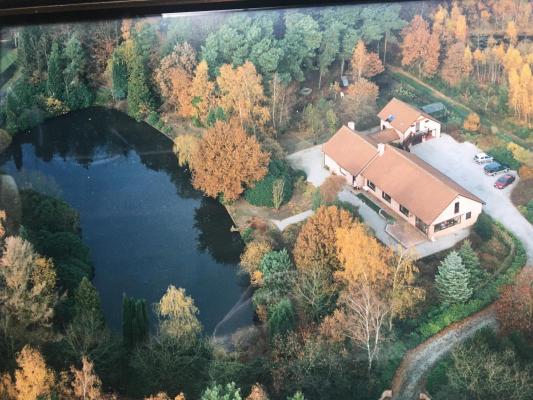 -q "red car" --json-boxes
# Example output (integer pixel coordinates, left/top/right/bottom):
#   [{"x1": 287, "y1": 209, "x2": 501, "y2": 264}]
[{"x1": 494, "y1": 174, "x2": 515, "y2": 189}]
